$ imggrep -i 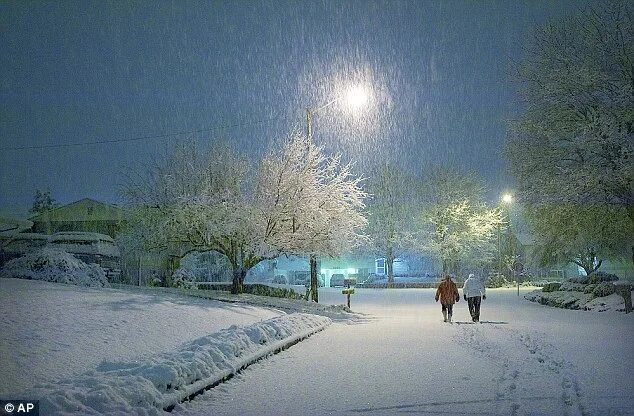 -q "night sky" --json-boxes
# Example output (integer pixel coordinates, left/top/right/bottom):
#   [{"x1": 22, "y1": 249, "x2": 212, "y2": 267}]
[{"x1": 0, "y1": 0, "x2": 588, "y2": 216}]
